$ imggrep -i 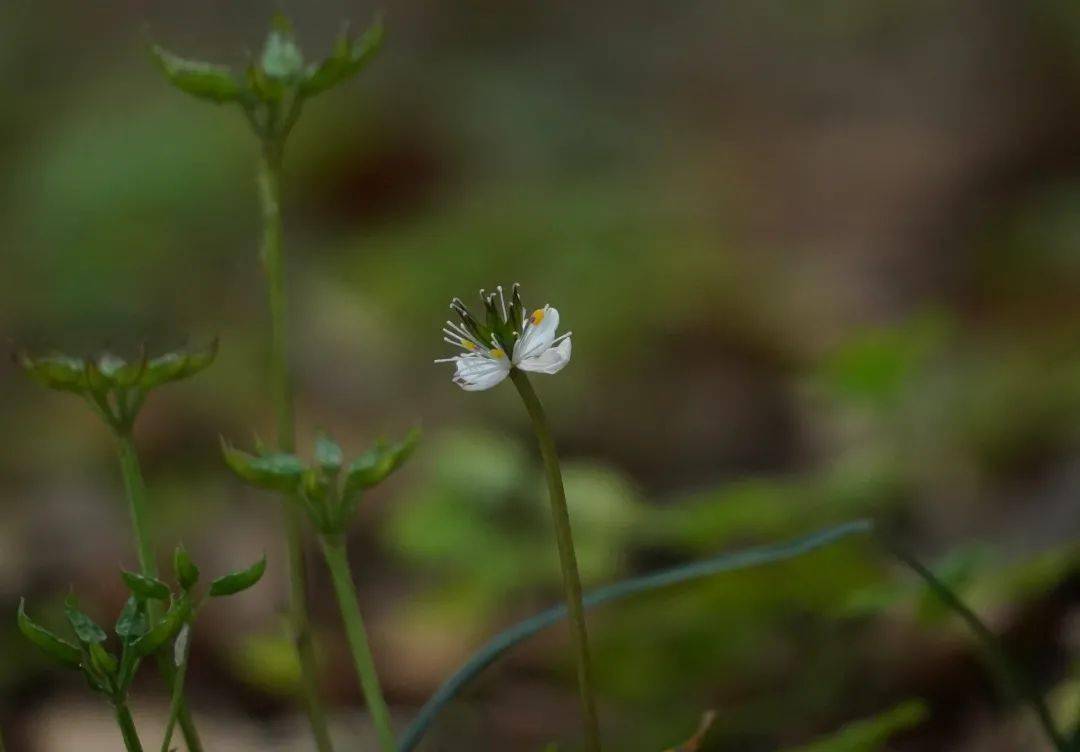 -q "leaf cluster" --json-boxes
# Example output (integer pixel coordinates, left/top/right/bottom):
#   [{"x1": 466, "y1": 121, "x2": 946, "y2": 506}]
[
  {"x1": 222, "y1": 428, "x2": 419, "y2": 535},
  {"x1": 16, "y1": 342, "x2": 217, "y2": 433}
]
